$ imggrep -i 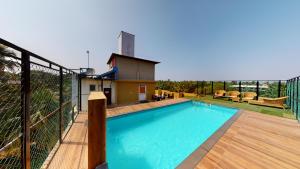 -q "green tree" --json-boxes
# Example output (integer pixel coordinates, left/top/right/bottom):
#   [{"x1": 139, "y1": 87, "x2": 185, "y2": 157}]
[{"x1": 0, "y1": 45, "x2": 17, "y2": 73}]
